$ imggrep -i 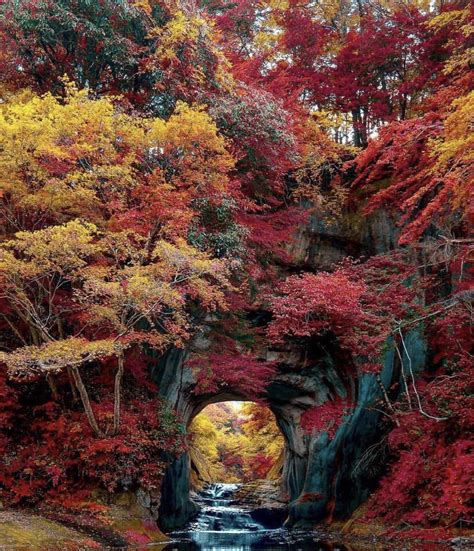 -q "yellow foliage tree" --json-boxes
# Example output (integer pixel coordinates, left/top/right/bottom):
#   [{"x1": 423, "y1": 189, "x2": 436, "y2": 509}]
[{"x1": 0, "y1": 85, "x2": 236, "y2": 437}]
